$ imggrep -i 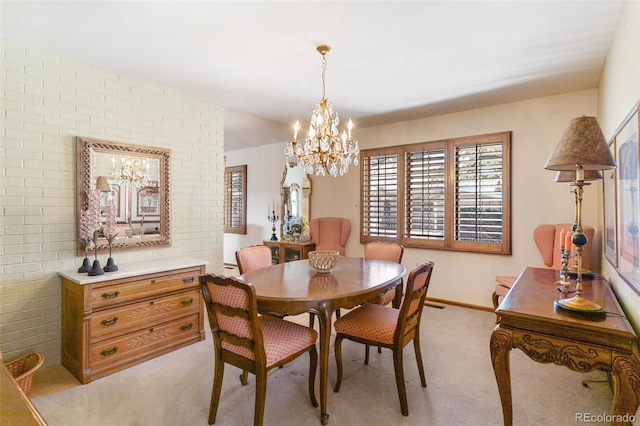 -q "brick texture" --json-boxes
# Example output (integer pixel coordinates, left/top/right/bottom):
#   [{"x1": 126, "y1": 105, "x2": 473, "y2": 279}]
[{"x1": 0, "y1": 40, "x2": 224, "y2": 366}]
